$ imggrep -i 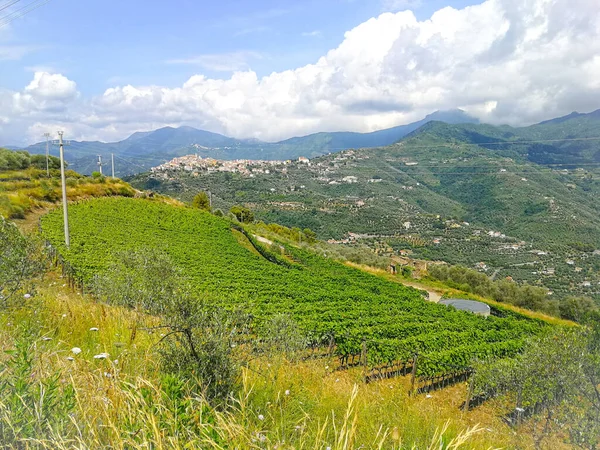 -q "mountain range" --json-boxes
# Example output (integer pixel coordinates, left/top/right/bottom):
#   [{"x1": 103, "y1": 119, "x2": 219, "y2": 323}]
[{"x1": 11, "y1": 109, "x2": 478, "y2": 176}]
